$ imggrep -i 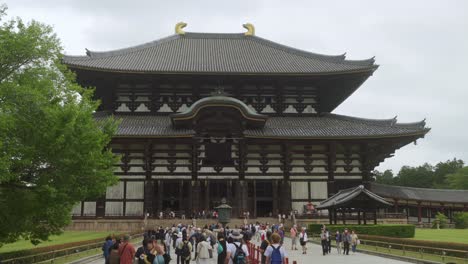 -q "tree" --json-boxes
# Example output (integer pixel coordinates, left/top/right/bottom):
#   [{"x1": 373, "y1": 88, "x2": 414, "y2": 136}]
[
  {"x1": 393, "y1": 163, "x2": 433, "y2": 188},
  {"x1": 445, "y1": 167, "x2": 468, "y2": 190},
  {"x1": 432, "y1": 158, "x2": 464, "y2": 188},
  {"x1": 0, "y1": 6, "x2": 118, "y2": 246},
  {"x1": 373, "y1": 169, "x2": 395, "y2": 185}
]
